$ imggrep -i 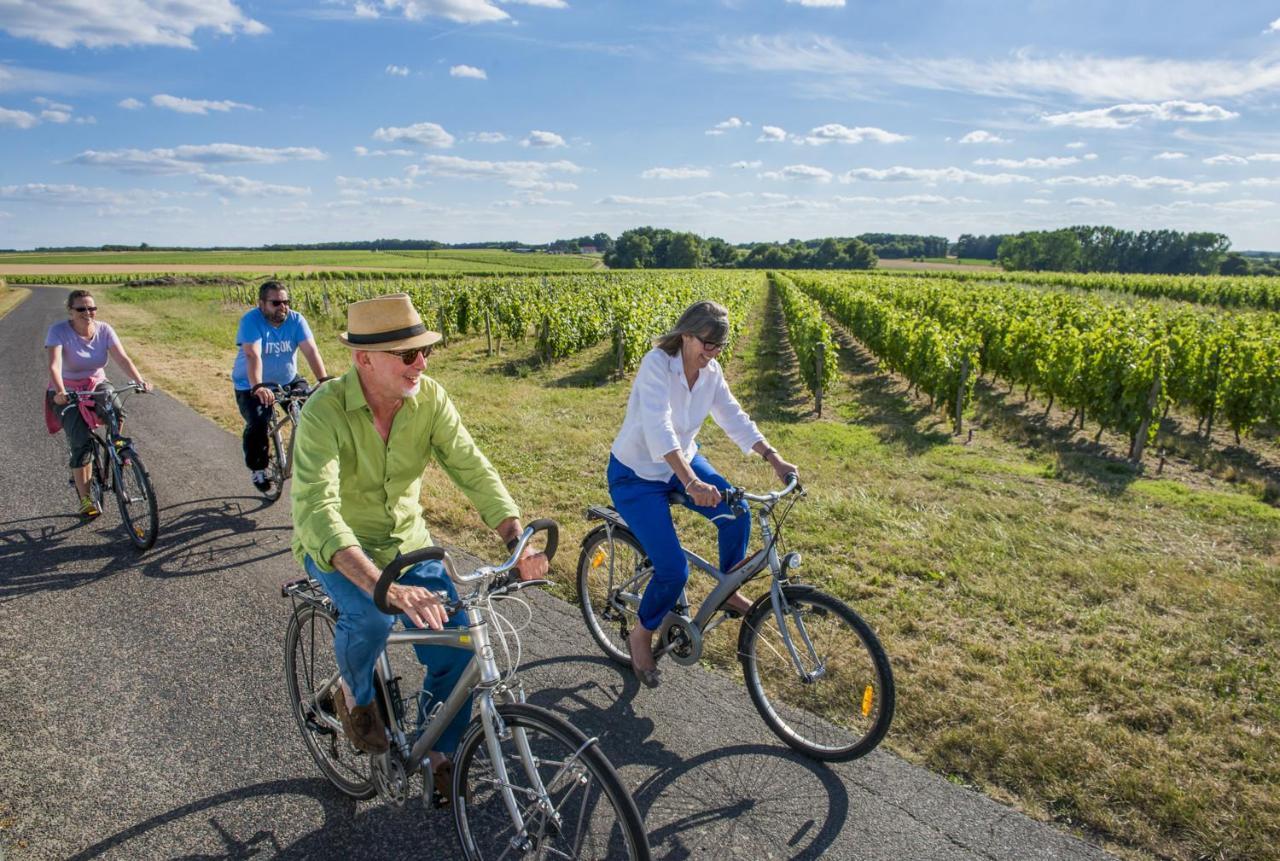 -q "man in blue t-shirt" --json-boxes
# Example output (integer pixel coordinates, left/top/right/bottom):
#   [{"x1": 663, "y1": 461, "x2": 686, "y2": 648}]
[{"x1": 232, "y1": 281, "x2": 329, "y2": 492}]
